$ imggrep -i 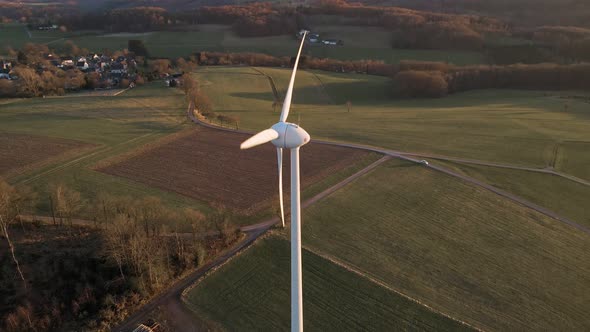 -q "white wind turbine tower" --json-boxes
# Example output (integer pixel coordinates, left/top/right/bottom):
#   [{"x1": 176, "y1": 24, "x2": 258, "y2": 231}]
[{"x1": 240, "y1": 32, "x2": 309, "y2": 332}]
